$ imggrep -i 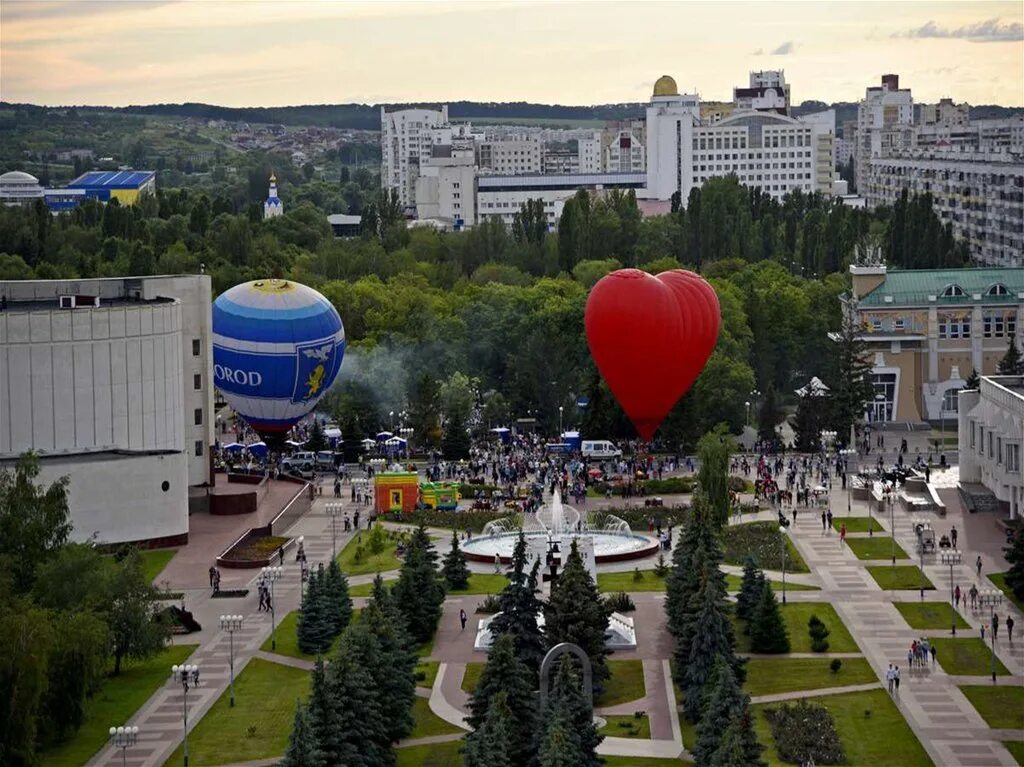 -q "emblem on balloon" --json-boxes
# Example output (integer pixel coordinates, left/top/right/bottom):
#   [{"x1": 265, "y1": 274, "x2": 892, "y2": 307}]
[{"x1": 584, "y1": 269, "x2": 720, "y2": 441}]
